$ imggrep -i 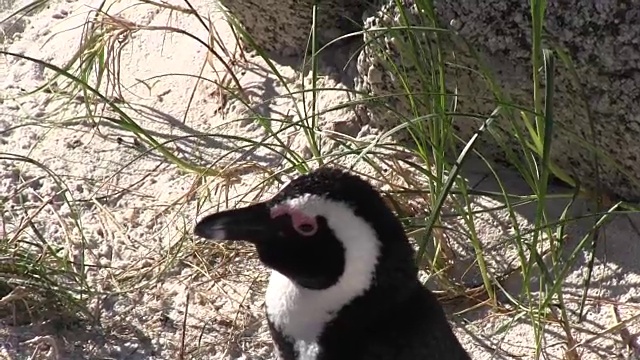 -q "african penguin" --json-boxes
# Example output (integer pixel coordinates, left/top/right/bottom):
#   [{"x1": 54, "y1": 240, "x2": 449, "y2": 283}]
[{"x1": 194, "y1": 167, "x2": 471, "y2": 360}]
